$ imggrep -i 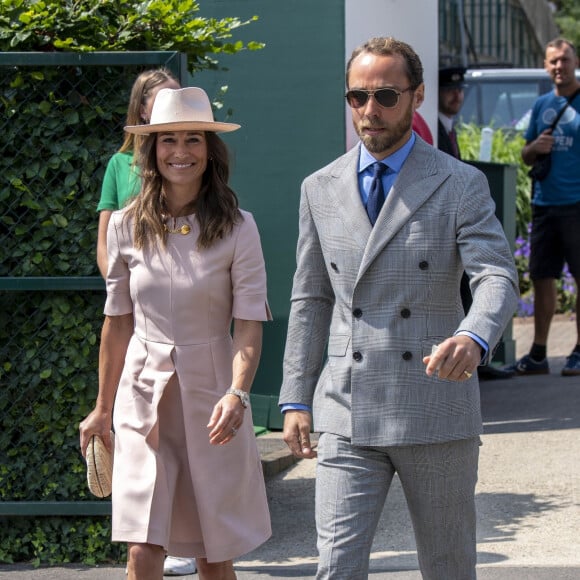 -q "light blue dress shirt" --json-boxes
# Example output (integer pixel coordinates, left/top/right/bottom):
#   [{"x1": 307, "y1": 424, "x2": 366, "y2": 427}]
[{"x1": 357, "y1": 133, "x2": 415, "y2": 206}]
